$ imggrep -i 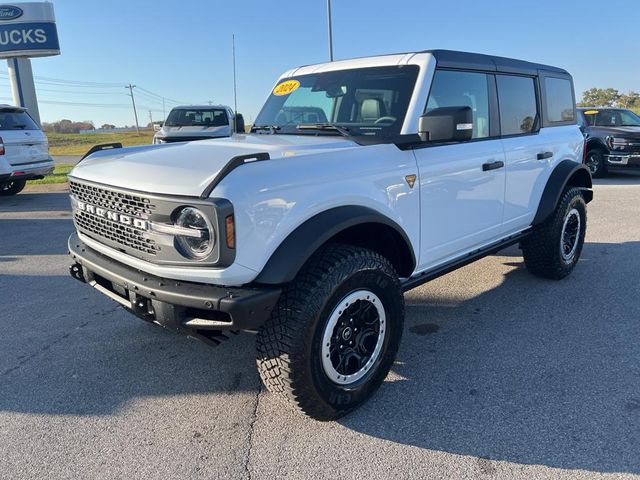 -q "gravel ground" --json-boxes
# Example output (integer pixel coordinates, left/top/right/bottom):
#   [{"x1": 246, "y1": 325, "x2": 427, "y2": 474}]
[{"x1": 0, "y1": 171, "x2": 638, "y2": 479}]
